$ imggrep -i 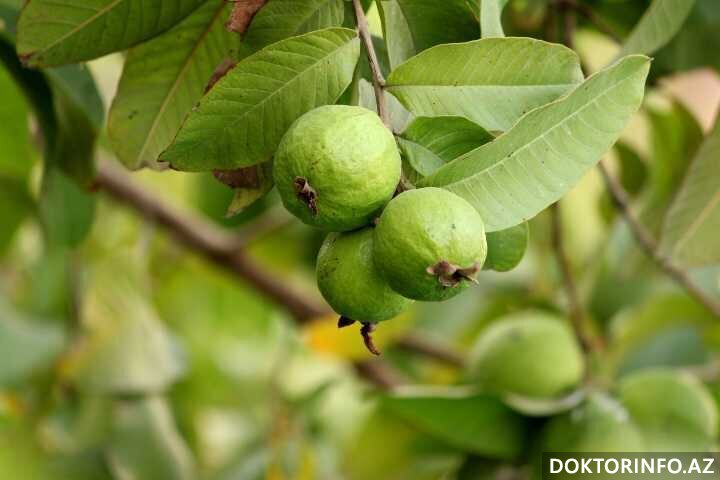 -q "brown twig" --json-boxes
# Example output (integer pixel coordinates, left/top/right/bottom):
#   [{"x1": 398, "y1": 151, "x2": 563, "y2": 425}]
[
  {"x1": 94, "y1": 160, "x2": 326, "y2": 323},
  {"x1": 555, "y1": 0, "x2": 622, "y2": 43},
  {"x1": 353, "y1": 360, "x2": 407, "y2": 391},
  {"x1": 351, "y1": 0, "x2": 389, "y2": 127},
  {"x1": 395, "y1": 333, "x2": 466, "y2": 368},
  {"x1": 225, "y1": 0, "x2": 266, "y2": 35},
  {"x1": 597, "y1": 161, "x2": 720, "y2": 317},
  {"x1": 550, "y1": 203, "x2": 599, "y2": 353}
]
